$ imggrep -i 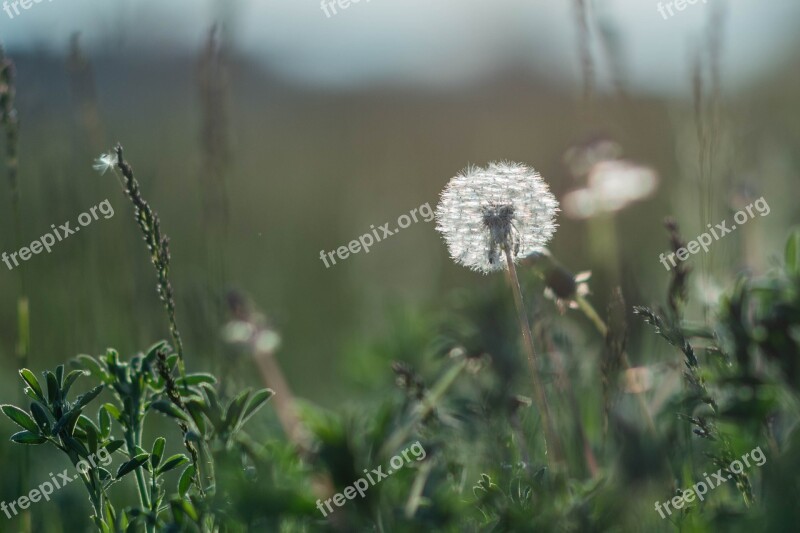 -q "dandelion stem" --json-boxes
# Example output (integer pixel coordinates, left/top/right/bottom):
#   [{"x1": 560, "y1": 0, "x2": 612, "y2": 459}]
[{"x1": 504, "y1": 248, "x2": 565, "y2": 469}]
